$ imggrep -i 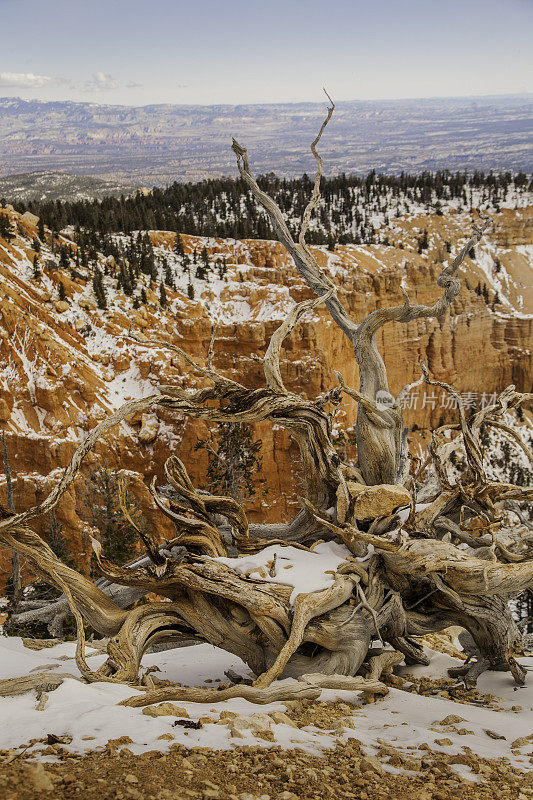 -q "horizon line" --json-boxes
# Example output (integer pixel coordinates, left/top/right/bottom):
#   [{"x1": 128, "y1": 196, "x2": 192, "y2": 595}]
[{"x1": 1, "y1": 91, "x2": 532, "y2": 112}]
